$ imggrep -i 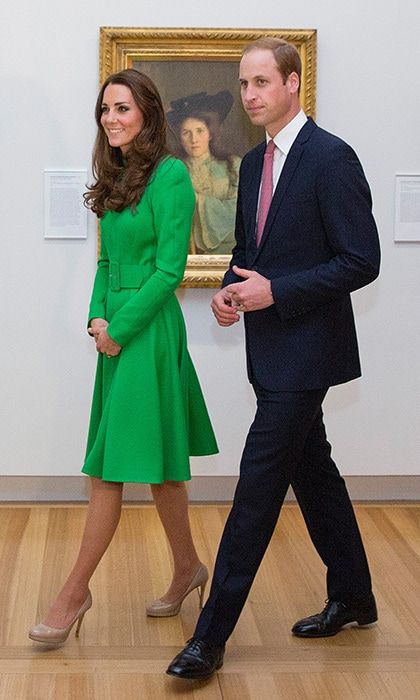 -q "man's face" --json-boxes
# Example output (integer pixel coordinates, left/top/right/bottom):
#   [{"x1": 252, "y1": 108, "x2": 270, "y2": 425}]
[{"x1": 239, "y1": 49, "x2": 300, "y2": 136}]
